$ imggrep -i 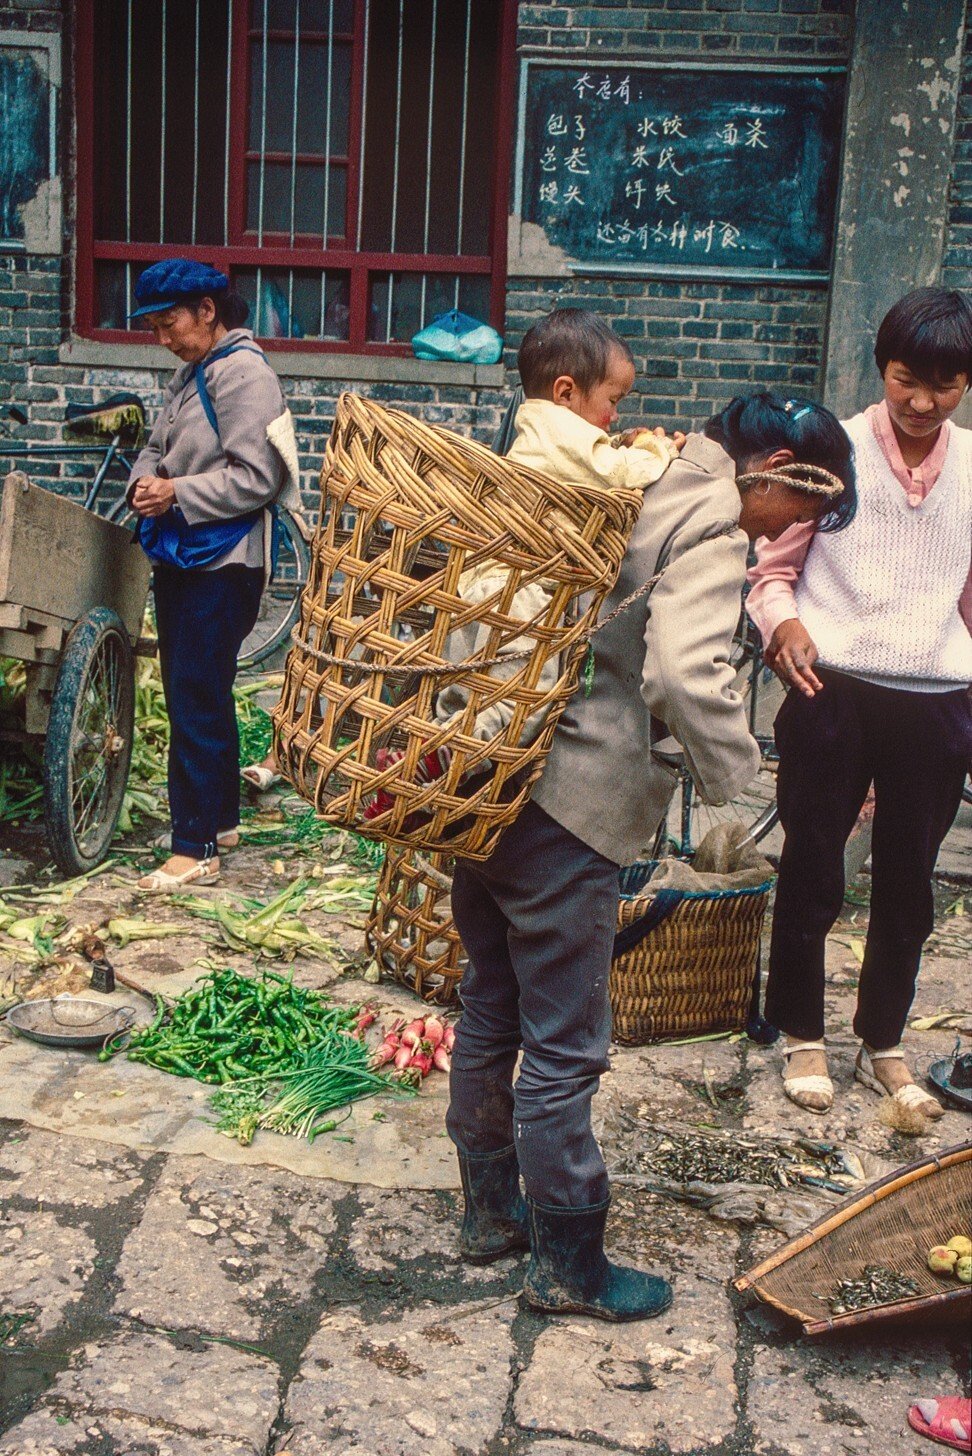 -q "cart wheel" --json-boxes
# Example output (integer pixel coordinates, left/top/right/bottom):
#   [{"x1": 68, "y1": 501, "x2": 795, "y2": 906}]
[{"x1": 43, "y1": 607, "x2": 135, "y2": 876}]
